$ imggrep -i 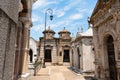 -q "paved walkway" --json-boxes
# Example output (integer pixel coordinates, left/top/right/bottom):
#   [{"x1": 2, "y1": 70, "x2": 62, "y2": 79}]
[{"x1": 30, "y1": 66, "x2": 92, "y2": 80}]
